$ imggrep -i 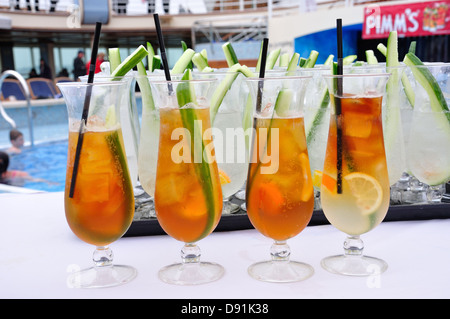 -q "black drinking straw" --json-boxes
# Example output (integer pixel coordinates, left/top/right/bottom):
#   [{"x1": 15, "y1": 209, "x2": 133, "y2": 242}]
[
  {"x1": 336, "y1": 18, "x2": 343, "y2": 194},
  {"x1": 256, "y1": 38, "x2": 269, "y2": 113},
  {"x1": 153, "y1": 13, "x2": 173, "y2": 93},
  {"x1": 69, "y1": 22, "x2": 102, "y2": 198}
]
